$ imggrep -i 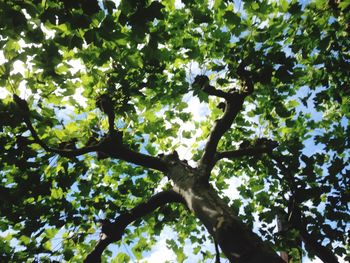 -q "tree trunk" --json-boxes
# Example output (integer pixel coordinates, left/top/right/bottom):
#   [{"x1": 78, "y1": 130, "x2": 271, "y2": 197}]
[
  {"x1": 167, "y1": 160, "x2": 284, "y2": 263},
  {"x1": 277, "y1": 215, "x2": 289, "y2": 262}
]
